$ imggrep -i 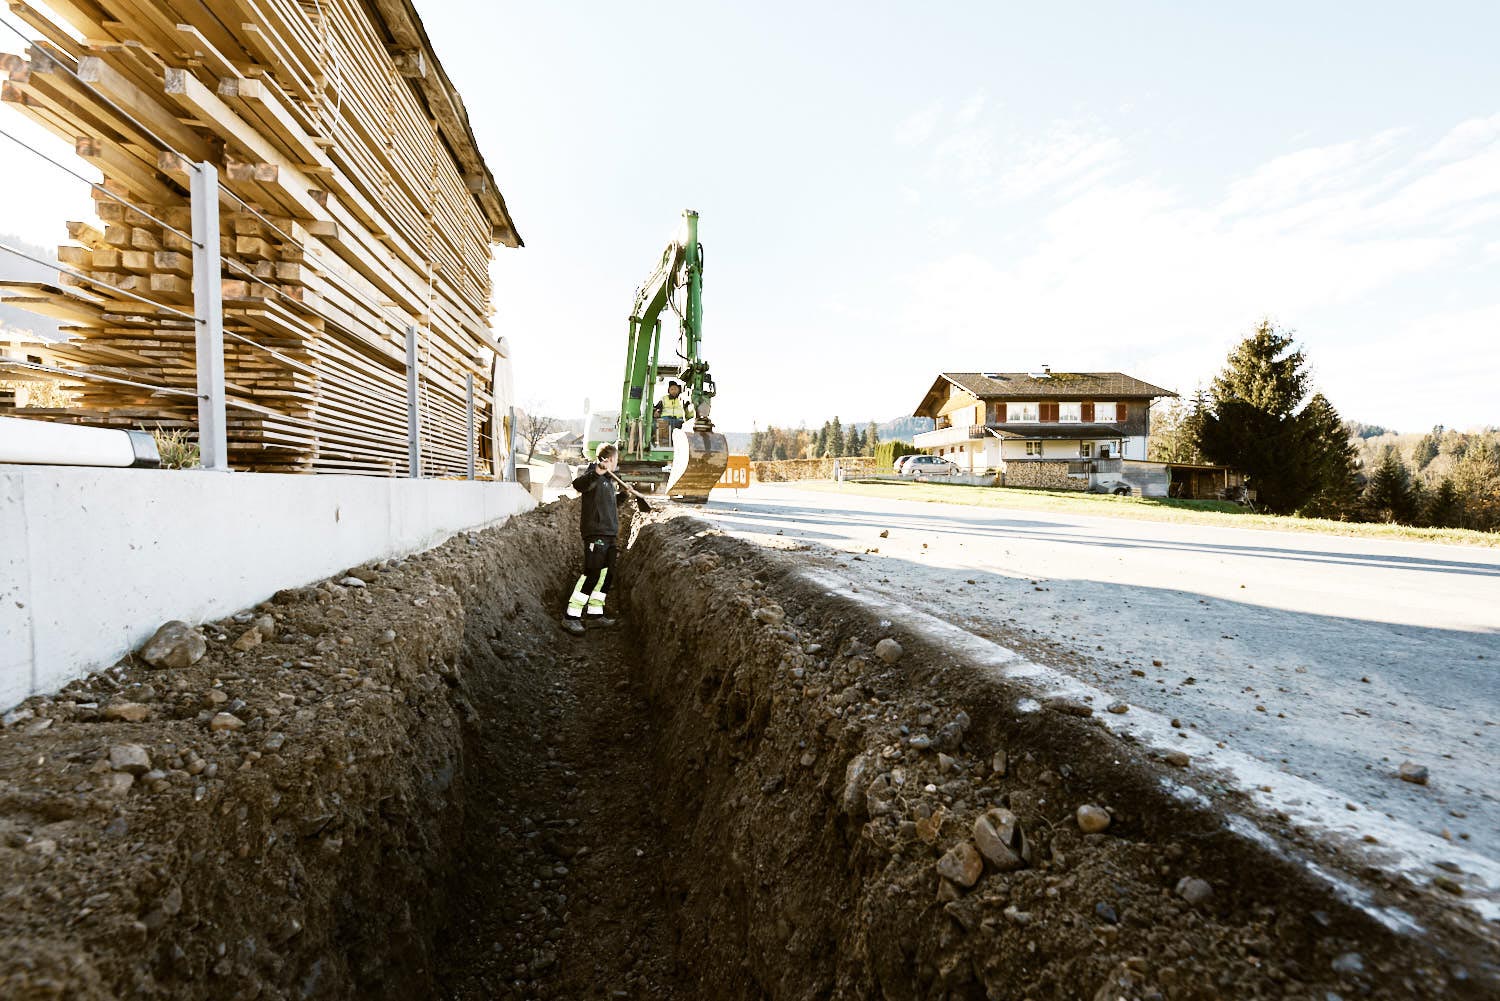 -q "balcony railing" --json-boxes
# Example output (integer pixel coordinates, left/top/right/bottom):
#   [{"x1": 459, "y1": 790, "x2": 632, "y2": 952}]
[{"x1": 913, "y1": 424, "x2": 988, "y2": 448}]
